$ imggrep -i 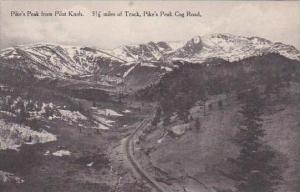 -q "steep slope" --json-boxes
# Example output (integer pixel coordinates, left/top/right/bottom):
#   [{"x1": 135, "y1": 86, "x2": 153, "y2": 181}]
[
  {"x1": 170, "y1": 34, "x2": 300, "y2": 62},
  {"x1": 110, "y1": 41, "x2": 180, "y2": 62},
  {"x1": 110, "y1": 34, "x2": 300, "y2": 64},
  {"x1": 0, "y1": 44, "x2": 125, "y2": 79},
  {"x1": 138, "y1": 91, "x2": 300, "y2": 192},
  {"x1": 134, "y1": 54, "x2": 300, "y2": 192}
]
